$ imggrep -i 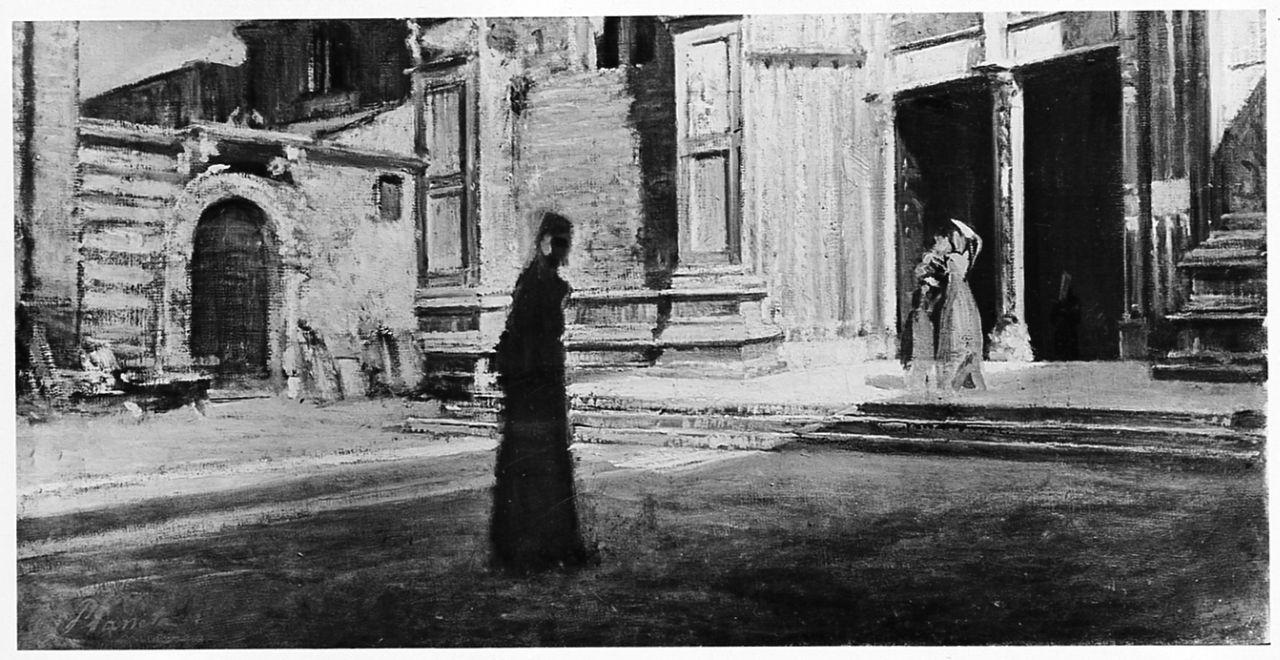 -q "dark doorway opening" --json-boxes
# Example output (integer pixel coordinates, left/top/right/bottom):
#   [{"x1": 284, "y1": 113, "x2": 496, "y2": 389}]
[
  {"x1": 895, "y1": 79, "x2": 997, "y2": 347},
  {"x1": 1021, "y1": 49, "x2": 1124, "y2": 361},
  {"x1": 190, "y1": 199, "x2": 274, "y2": 376}
]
